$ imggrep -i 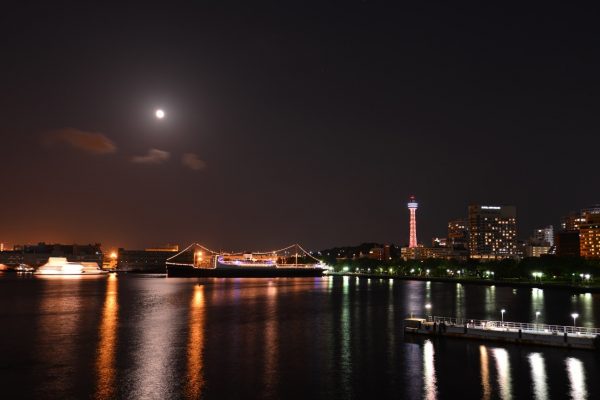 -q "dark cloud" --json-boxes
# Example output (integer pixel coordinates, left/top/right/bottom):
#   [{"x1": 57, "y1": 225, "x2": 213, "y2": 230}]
[
  {"x1": 181, "y1": 153, "x2": 206, "y2": 171},
  {"x1": 131, "y1": 149, "x2": 170, "y2": 164},
  {"x1": 45, "y1": 128, "x2": 117, "y2": 154}
]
